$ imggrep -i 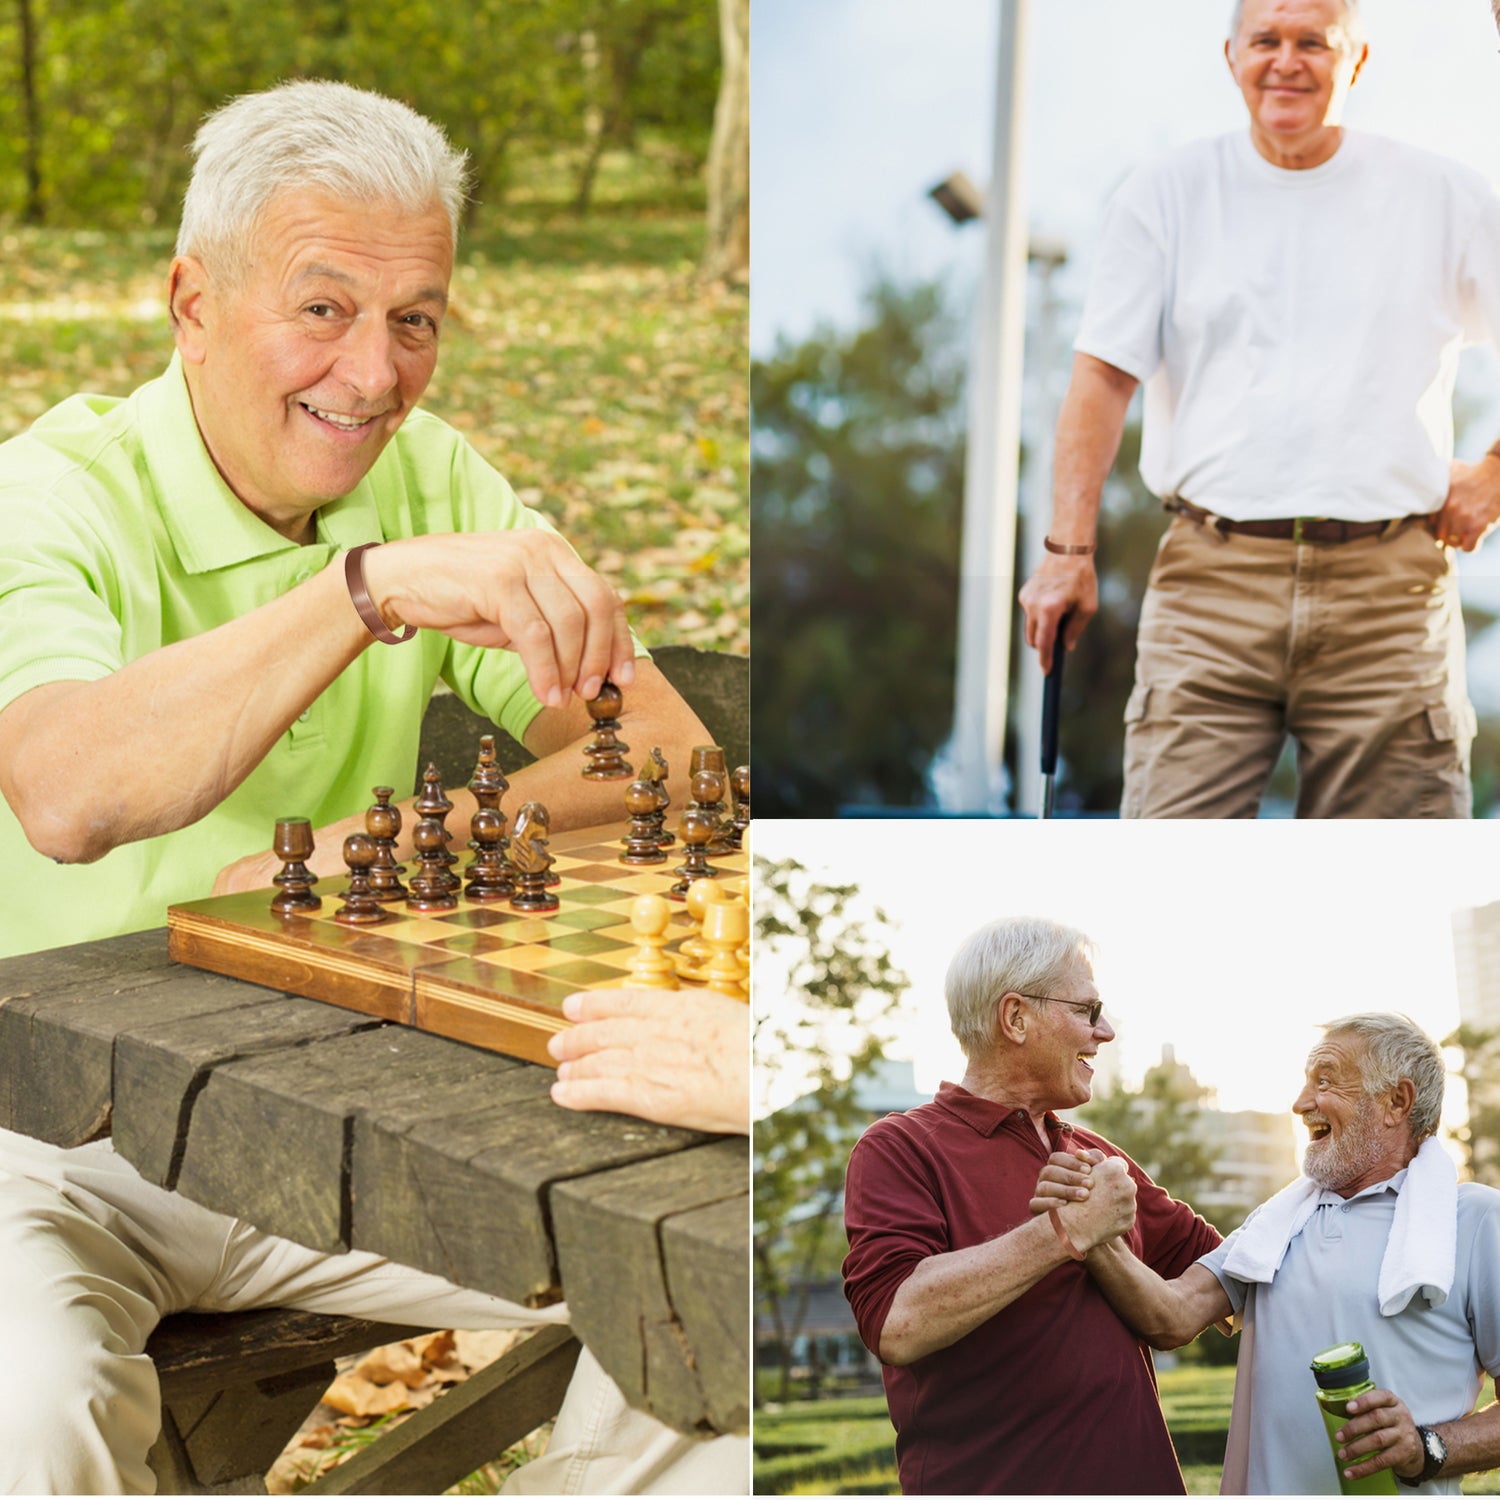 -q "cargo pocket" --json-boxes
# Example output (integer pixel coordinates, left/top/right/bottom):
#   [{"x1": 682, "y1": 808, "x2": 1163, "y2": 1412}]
[{"x1": 1412, "y1": 702, "x2": 1474, "y2": 818}]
